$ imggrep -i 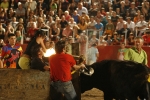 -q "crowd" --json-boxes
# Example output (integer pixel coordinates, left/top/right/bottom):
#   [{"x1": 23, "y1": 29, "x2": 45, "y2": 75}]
[{"x1": 0, "y1": 0, "x2": 150, "y2": 68}]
